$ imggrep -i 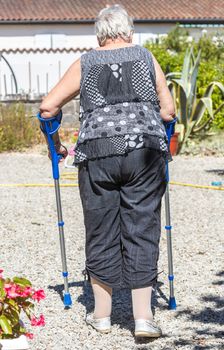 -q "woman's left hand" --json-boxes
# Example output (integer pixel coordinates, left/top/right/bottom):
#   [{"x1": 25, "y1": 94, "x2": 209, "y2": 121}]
[{"x1": 40, "y1": 107, "x2": 61, "y2": 119}]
